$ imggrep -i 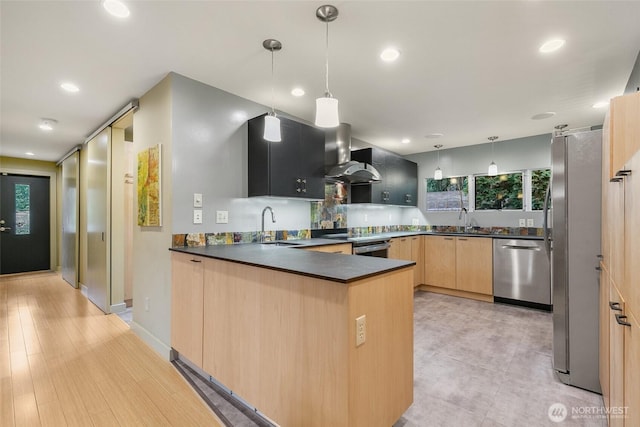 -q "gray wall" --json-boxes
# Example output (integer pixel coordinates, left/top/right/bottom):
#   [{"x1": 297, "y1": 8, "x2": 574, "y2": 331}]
[
  {"x1": 624, "y1": 49, "x2": 640, "y2": 94},
  {"x1": 406, "y1": 134, "x2": 552, "y2": 227},
  {"x1": 171, "y1": 73, "x2": 312, "y2": 234}
]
